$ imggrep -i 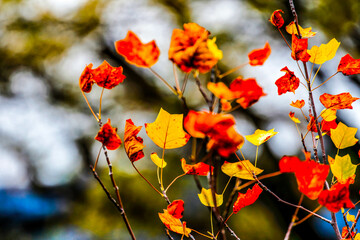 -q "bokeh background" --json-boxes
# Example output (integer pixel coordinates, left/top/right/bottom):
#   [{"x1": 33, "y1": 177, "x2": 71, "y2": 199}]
[{"x1": 1, "y1": 0, "x2": 360, "y2": 239}]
